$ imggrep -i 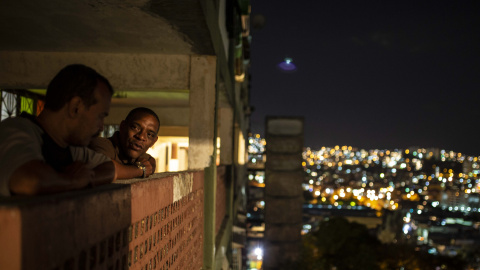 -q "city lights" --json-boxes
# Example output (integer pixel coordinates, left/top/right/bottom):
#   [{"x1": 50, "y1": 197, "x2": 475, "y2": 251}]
[{"x1": 247, "y1": 134, "x2": 480, "y2": 268}]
